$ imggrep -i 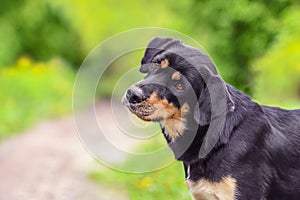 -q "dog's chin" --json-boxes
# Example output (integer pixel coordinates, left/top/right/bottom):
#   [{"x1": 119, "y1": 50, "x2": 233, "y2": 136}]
[{"x1": 123, "y1": 100, "x2": 156, "y2": 121}]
